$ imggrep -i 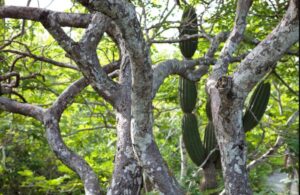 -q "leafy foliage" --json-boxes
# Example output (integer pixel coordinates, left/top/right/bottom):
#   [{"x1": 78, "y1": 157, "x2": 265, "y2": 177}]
[{"x1": 0, "y1": 0, "x2": 298, "y2": 194}]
